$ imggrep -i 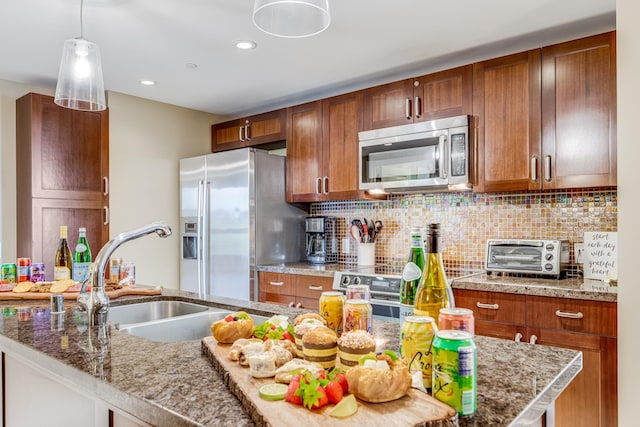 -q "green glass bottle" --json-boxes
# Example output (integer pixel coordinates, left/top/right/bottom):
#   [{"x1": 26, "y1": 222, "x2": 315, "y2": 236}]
[
  {"x1": 73, "y1": 227, "x2": 92, "y2": 282},
  {"x1": 399, "y1": 227, "x2": 426, "y2": 329},
  {"x1": 413, "y1": 223, "x2": 455, "y2": 327}
]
